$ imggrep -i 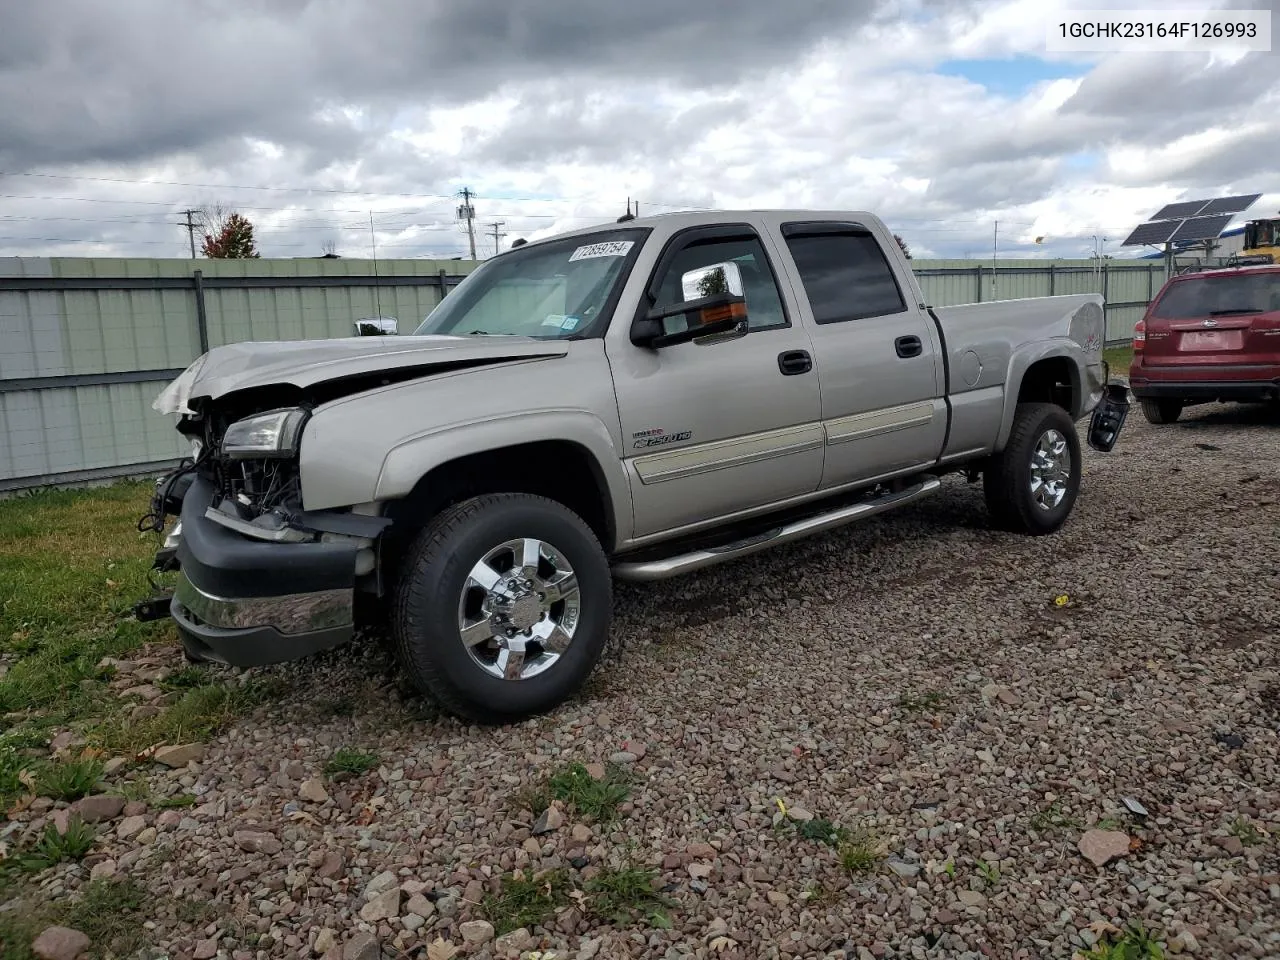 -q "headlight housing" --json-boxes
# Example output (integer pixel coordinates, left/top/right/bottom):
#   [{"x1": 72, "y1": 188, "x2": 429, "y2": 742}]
[{"x1": 221, "y1": 408, "x2": 309, "y2": 459}]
